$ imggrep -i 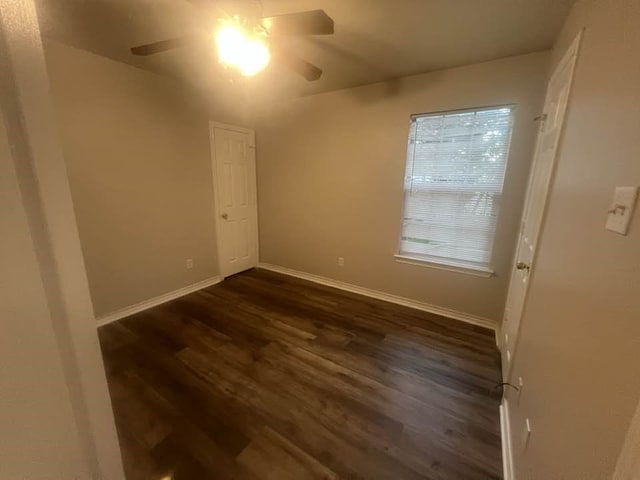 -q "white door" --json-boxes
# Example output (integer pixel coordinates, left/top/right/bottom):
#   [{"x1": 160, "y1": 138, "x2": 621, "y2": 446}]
[
  {"x1": 212, "y1": 124, "x2": 259, "y2": 278},
  {"x1": 501, "y1": 33, "x2": 582, "y2": 379}
]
